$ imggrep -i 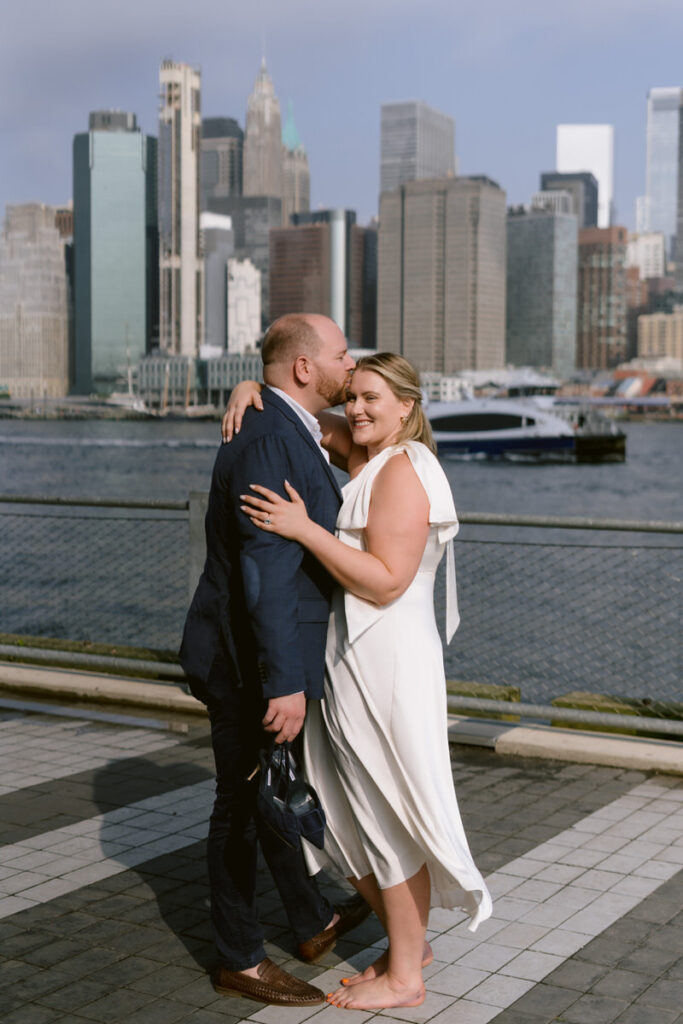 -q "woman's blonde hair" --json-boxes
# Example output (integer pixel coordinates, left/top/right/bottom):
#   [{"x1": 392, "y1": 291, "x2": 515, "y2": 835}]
[{"x1": 352, "y1": 352, "x2": 437, "y2": 455}]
